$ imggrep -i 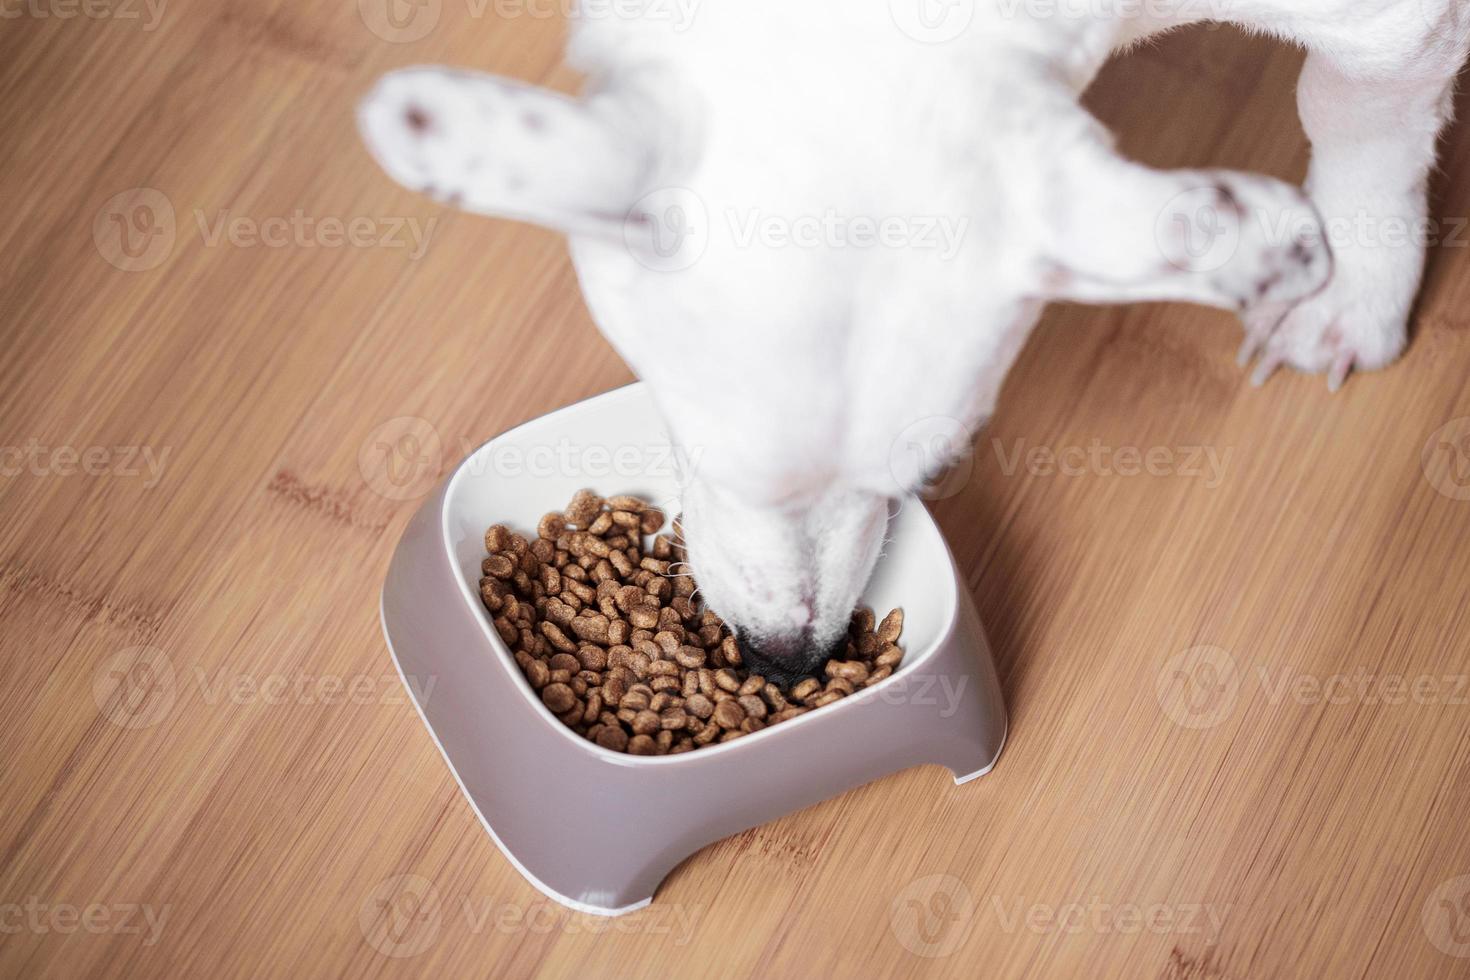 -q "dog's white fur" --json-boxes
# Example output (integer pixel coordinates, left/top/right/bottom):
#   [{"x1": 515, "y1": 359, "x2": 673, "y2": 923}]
[{"x1": 358, "y1": 0, "x2": 1469, "y2": 668}]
